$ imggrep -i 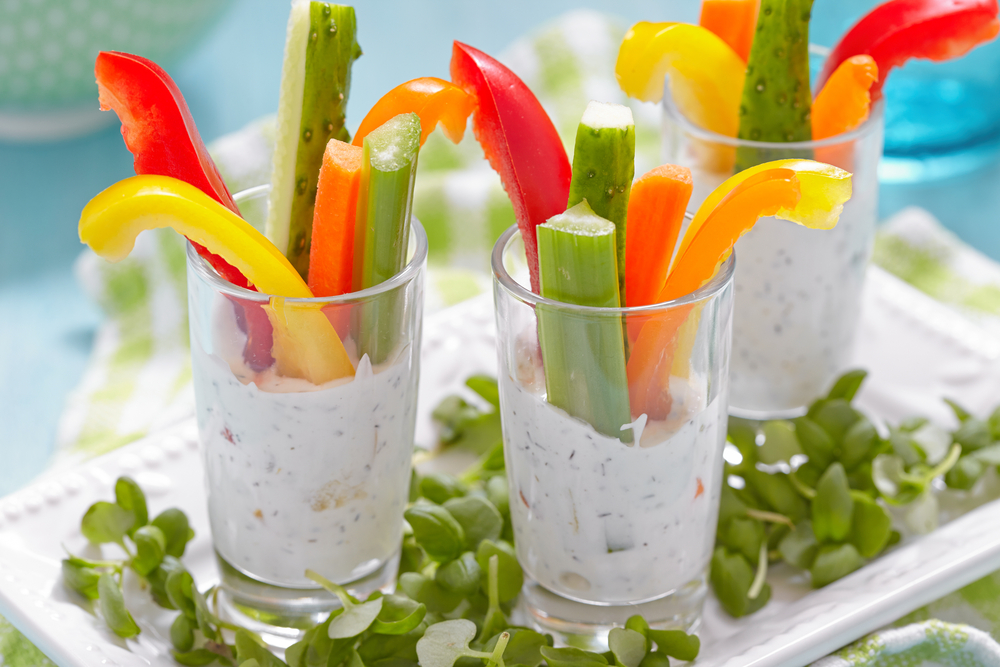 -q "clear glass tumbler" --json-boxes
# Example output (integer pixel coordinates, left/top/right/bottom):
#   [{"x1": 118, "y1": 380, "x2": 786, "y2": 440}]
[
  {"x1": 662, "y1": 54, "x2": 884, "y2": 418},
  {"x1": 186, "y1": 185, "x2": 426, "y2": 636},
  {"x1": 491, "y1": 225, "x2": 734, "y2": 647}
]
